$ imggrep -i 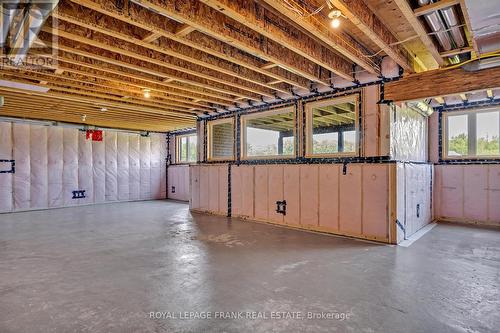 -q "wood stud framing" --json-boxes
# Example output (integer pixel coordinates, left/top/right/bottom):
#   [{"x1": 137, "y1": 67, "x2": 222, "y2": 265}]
[{"x1": 0, "y1": 0, "x2": 481, "y2": 131}]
